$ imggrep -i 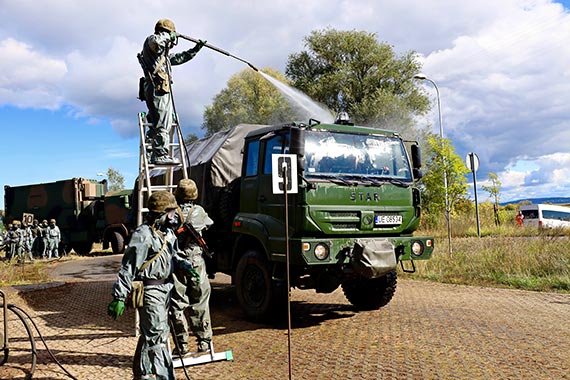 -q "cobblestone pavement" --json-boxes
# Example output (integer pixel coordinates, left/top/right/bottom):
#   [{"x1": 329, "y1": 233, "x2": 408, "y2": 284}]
[{"x1": 1, "y1": 263, "x2": 569, "y2": 380}]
